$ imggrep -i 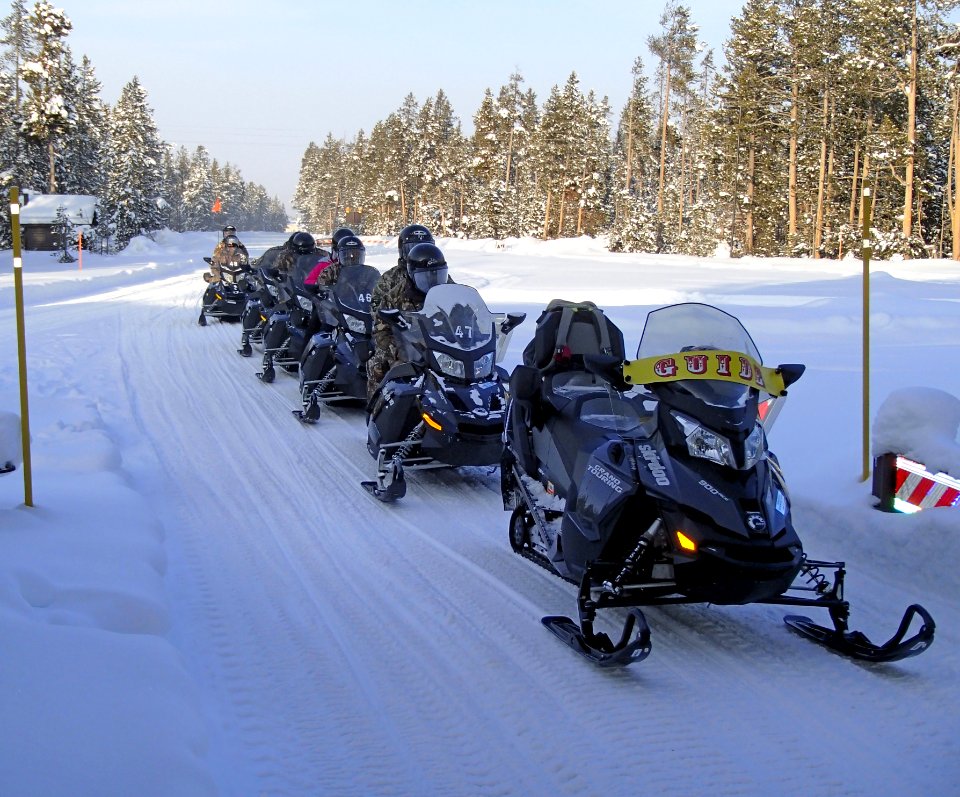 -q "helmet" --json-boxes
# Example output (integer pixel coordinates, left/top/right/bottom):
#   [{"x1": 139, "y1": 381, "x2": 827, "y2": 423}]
[
  {"x1": 405, "y1": 243, "x2": 448, "y2": 293},
  {"x1": 291, "y1": 231, "x2": 315, "y2": 254},
  {"x1": 336, "y1": 235, "x2": 365, "y2": 267},
  {"x1": 223, "y1": 234, "x2": 241, "y2": 248},
  {"x1": 330, "y1": 227, "x2": 356, "y2": 262},
  {"x1": 398, "y1": 224, "x2": 434, "y2": 261},
  {"x1": 222, "y1": 225, "x2": 236, "y2": 237}
]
